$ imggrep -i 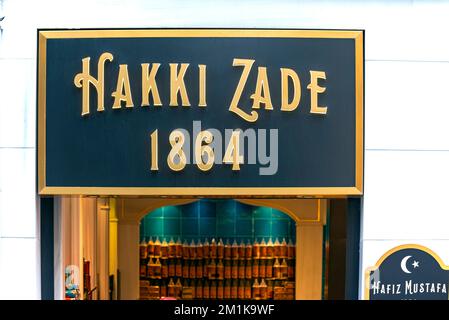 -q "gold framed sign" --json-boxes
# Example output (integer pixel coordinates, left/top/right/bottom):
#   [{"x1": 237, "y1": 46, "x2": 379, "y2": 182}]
[
  {"x1": 37, "y1": 29, "x2": 364, "y2": 197},
  {"x1": 365, "y1": 244, "x2": 449, "y2": 300}
]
